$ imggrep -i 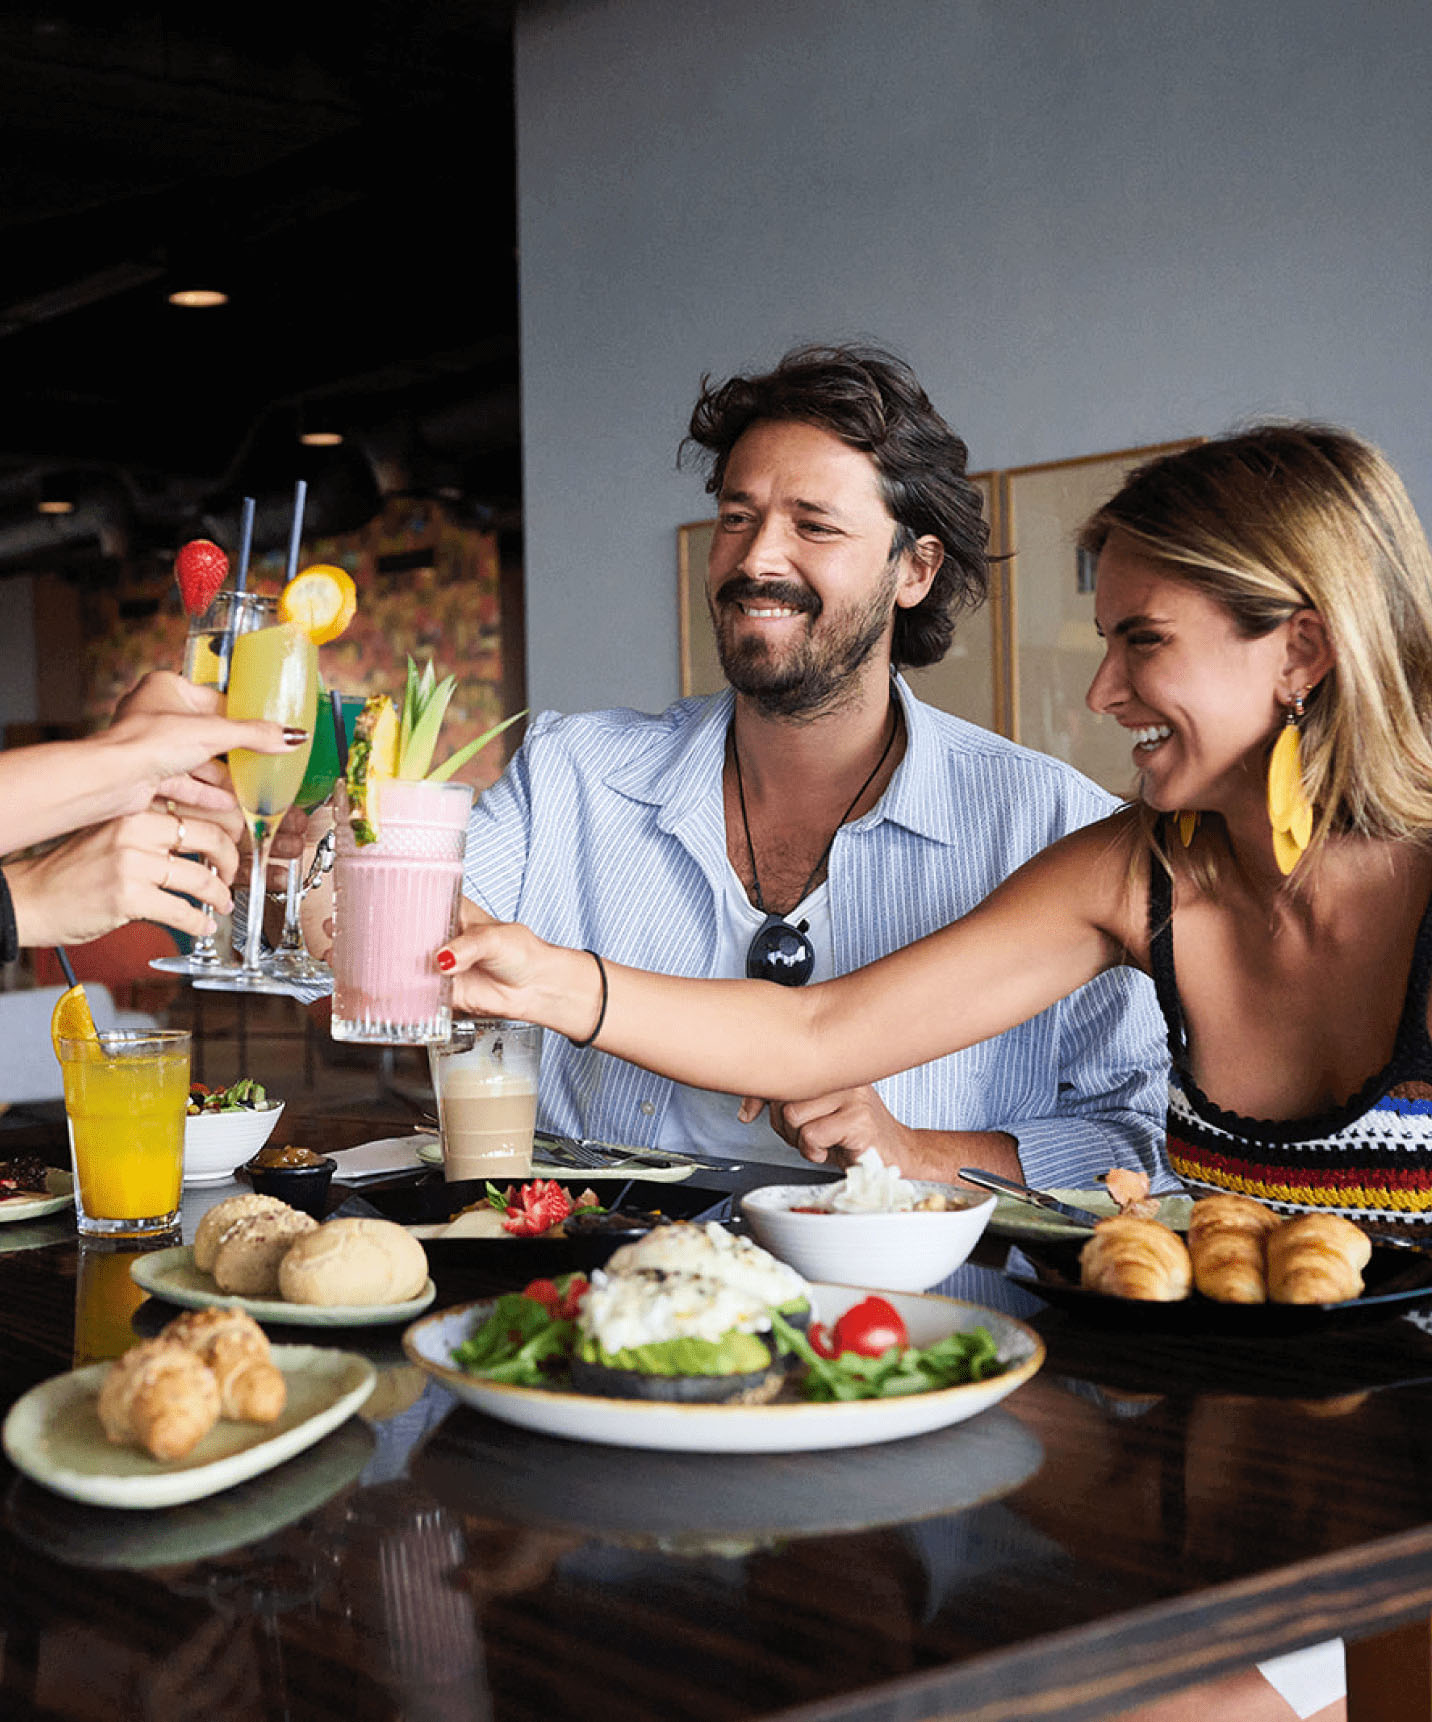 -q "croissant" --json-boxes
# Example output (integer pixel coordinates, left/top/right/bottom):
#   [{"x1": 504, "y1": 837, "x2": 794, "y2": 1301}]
[
  {"x1": 160, "y1": 1308, "x2": 287, "y2": 1424},
  {"x1": 1186, "y1": 1195, "x2": 1281, "y2": 1303},
  {"x1": 1080, "y1": 1216, "x2": 1192, "y2": 1301},
  {"x1": 96, "y1": 1339, "x2": 221, "y2": 1461},
  {"x1": 1267, "y1": 1213, "x2": 1372, "y2": 1304}
]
